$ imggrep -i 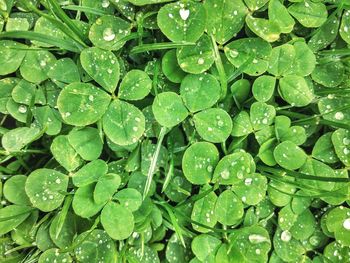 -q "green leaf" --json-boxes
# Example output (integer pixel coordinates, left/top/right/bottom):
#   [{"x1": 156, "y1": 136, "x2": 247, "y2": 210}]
[
  {"x1": 113, "y1": 188, "x2": 142, "y2": 211},
  {"x1": 288, "y1": 1, "x2": 327, "y2": 28},
  {"x1": 0, "y1": 40, "x2": 26, "y2": 76},
  {"x1": 318, "y1": 96, "x2": 350, "y2": 126},
  {"x1": 180, "y1": 73, "x2": 221, "y2": 113},
  {"x1": 25, "y1": 168, "x2": 69, "y2": 212},
  {"x1": 268, "y1": 44, "x2": 296, "y2": 77},
  {"x1": 191, "y1": 186, "x2": 217, "y2": 233},
  {"x1": 268, "y1": 0, "x2": 295, "y2": 33},
  {"x1": 176, "y1": 34, "x2": 214, "y2": 74},
  {"x1": 325, "y1": 207, "x2": 350, "y2": 246},
  {"x1": 101, "y1": 201, "x2": 134, "y2": 240},
  {"x1": 38, "y1": 248, "x2": 72, "y2": 263},
  {"x1": 3, "y1": 175, "x2": 31, "y2": 205},
  {"x1": 57, "y1": 82, "x2": 111, "y2": 126},
  {"x1": 299, "y1": 159, "x2": 336, "y2": 192},
  {"x1": 157, "y1": 1, "x2": 206, "y2": 42},
  {"x1": 161, "y1": 49, "x2": 186, "y2": 83},
  {"x1": 234, "y1": 173, "x2": 267, "y2": 205},
  {"x1": 103, "y1": 99, "x2": 145, "y2": 145},
  {"x1": 308, "y1": 16, "x2": 339, "y2": 52},
  {"x1": 50, "y1": 135, "x2": 83, "y2": 172},
  {"x1": 89, "y1": 15, "x2": 131, "y2": 51},
  {"x1": 49, "y1": 211, "x2": 76, "y2": 249},
  {"x1": 244, "y1": 0, "x2": 269, "y2": 11},
  {"x1": 47, "y1": 58, "x2": 80, "y2": 83},
  {"x1": 193, "y1": 108, "x2": 232, "y2": 143},
  {"x1": 192, "y1": 234, "x2": 221, "y2": 261},
  {"x1": 311, "y1": 60, "x2": 344, "y2": 88},
  {"x1": 340, "y1": 10, "x2": 350, "y2": 44},
  {"x1": 182, "y1": 142, "x2": 219, "y2": 185},
  {"x1": 0, "y1": 205, "x2": 32, "y2": 236},
  {"x1": 292, "y1": 41, "x2": 316, "y2": 77},
  {"x1": 1, "y1": 126, "x2": 40, "y2": 152},
  {"x1": 72, "y1": 184, "x2": 105, "y2": 218},
  {"x1": 33, "y1": 16, "x2": 67, "y2": 47},
  {"x1": 246, "y1": 15, "x2": 281, "y2": 43},
  {"x1": 273, "y1": 141, "x2": 307, "y2": 170},
  {"x1": 224, "y1": 38, "x2": 272, "y2": 76},
  {"x1": 250, "y1": 102, "x2": 276, "y2": 130},
  {"x1": 230, "y1": 79, "x2": 251, "y2": 105},
  {"x1": 32, "y1": 106, "x2": 62, "y2": 136},
  {"x1": 204, "y1": 0, "x2": 247, "y2": 44},
  {"x1": 118, "y1": 69, "x2": 152, "y2": 100},
  {"x1": 273, "y1": 228, "x2": 305, "y2": 262},
  {"x1": 279, "y1": 75, "x2": 314, "y2": 107},
  {"x1": 331, "y1": 129, "x2": 350, "y2": 166},
  {"x1": 20, "y1": 50, "x2": 56, "y2": 83},
  {"x1": 152, "y1": 92, "x2": 188, "y2": 128},
  {"x1": 229, "y1": 225, "x2": 271, "y2": 262},
  {"x1": 312, "y1": 132, "x2": 339, "y2": 164},
  {"x1": 127, "y1": 0, "x2": 173, "y2": 6},
  {"x1": 68, "y1": 127, "x2": 103, "y2": 161},
  {"x1": 74, "y1": 229, "x2": 117, "y2": 262},
  {"x1": 212, "y1": 151, "x2": 255, "y2": 185},
  {"x1": 94, "y1": 173, "x2": 121, "y2": 204},
  {"x1": 252, "y1": 75, "x2": 276, "y2": 102},
  {"x1": 231, "y1": 111, "x2": 253, "y2": 137},
  {"x1": 80, "y1": 47, "x2": 120, "y2": 93},
  {"x1": 72, "y1": 159, "x2": 108, "y2": 187},
  {"x1": 214, "y1": 190, "x2": 244, "y2": 225}
]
